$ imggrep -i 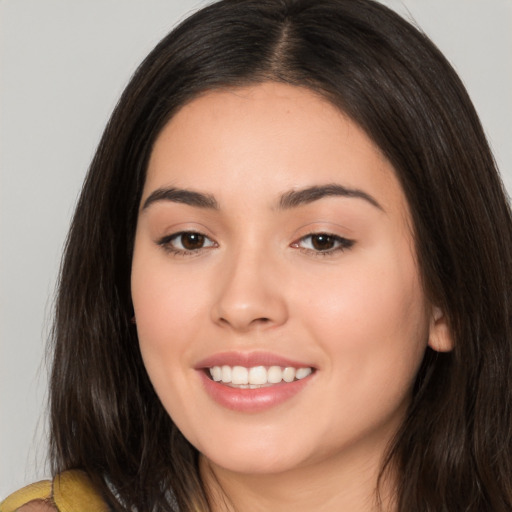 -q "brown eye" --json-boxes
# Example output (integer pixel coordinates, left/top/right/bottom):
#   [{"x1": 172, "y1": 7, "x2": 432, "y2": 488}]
[
  {"x1": 310, "y1": 234, "x2": 336, "y2": 251},
  {"x1": 180, "y1": 232, "x2": 206, "y2": 250},
  {"x1": 293, "y1": 233, "x2": 354, "y2": 254},
  {"x1": 159, "y1": 231, "x2": 216, "y2": 254}
]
